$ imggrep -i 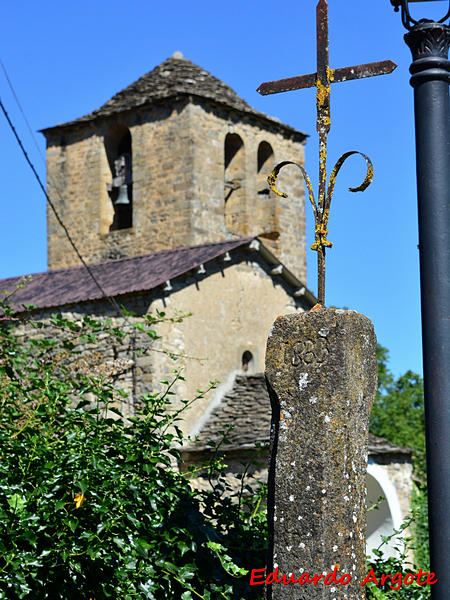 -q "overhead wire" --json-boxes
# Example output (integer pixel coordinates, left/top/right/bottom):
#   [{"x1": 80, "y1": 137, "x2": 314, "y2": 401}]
[
  {"x1": 0, "y1": 61, "x2": 206, "y2": 365},
  {"x1": 0, "y1": 59, "x2": 126, "y2": 319},
  {"x1": 0, "y1": 59, "x2": 46, "y2": 166}
]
